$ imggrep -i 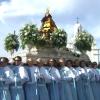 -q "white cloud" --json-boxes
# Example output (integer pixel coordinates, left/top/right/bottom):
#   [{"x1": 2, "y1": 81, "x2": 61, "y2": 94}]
[
  {"x1": 91, "y1": 26, "x2": 100, "y2": 48},
  {"x1": 0, "y1": 0, "x2": 75, "y2": 19},
  {"x1": 90, "y1": 25, "x2": 100, "y2": 39}
]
